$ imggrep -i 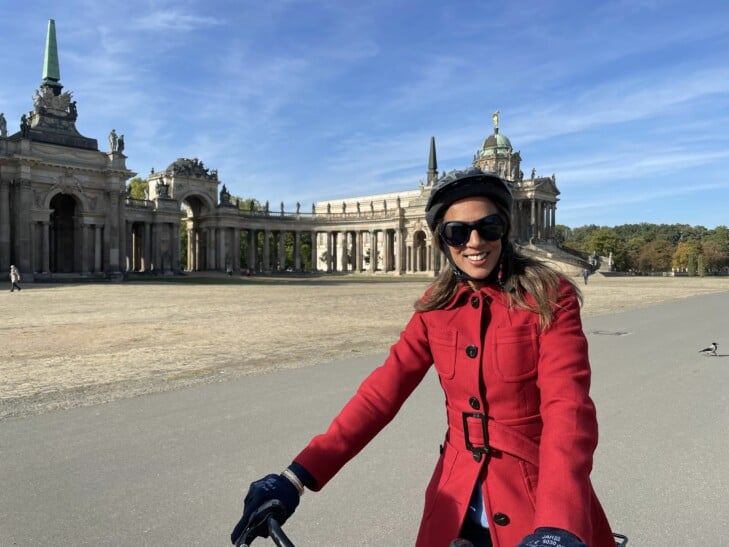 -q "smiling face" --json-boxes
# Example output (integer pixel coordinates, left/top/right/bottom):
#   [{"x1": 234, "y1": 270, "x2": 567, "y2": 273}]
[{"x1": 441, "y1": 196, "x2": 503, "y2": 288}]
